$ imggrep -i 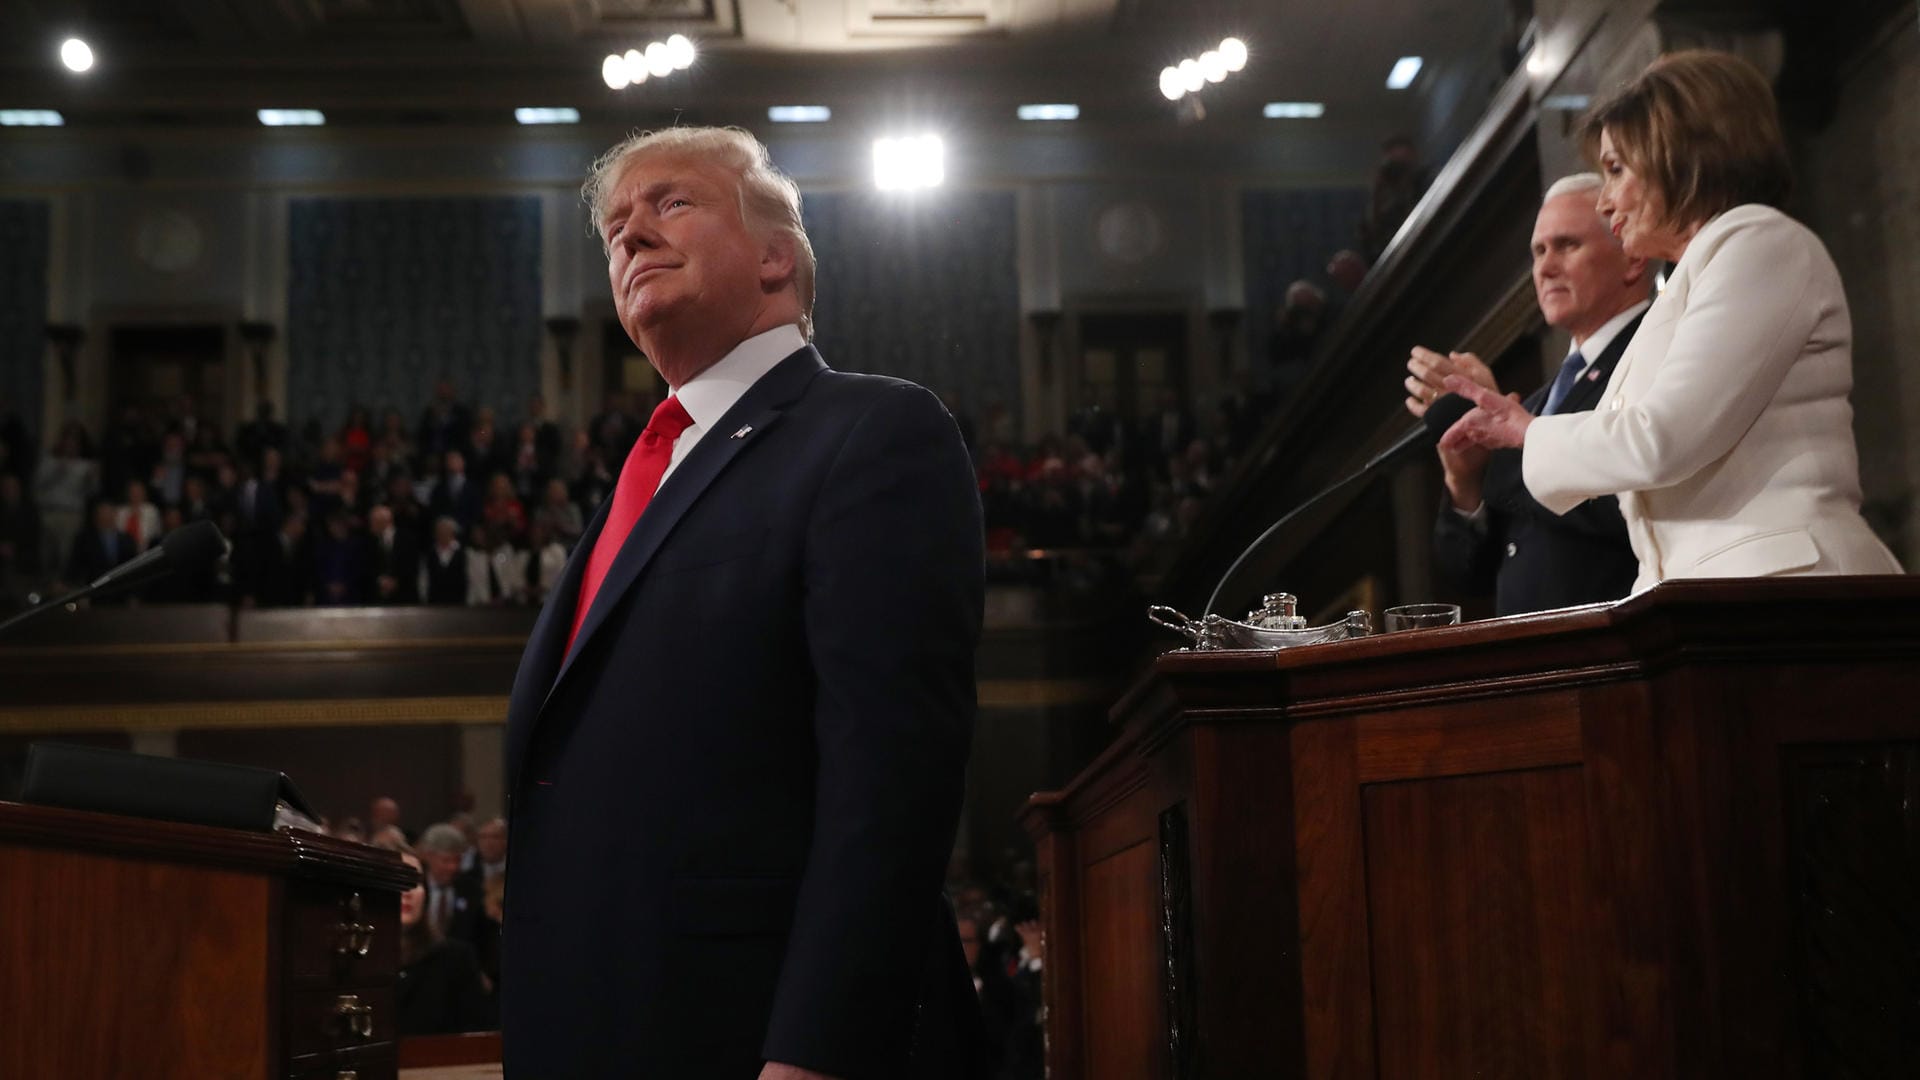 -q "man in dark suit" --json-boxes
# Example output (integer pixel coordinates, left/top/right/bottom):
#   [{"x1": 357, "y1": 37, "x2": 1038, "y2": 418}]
[
  {"x1": 1407, "y1": 174, "x2": 1649, "y2": 615},
  {"x1": 65, "y1": 501, "x2": 137, "y2": 596},
  {"x1": 502, "y1": 127, "x2": 985, "y2": 1080},
  {"x1": 363, "y1": 504, "x2": 421, "y2": 604}
]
